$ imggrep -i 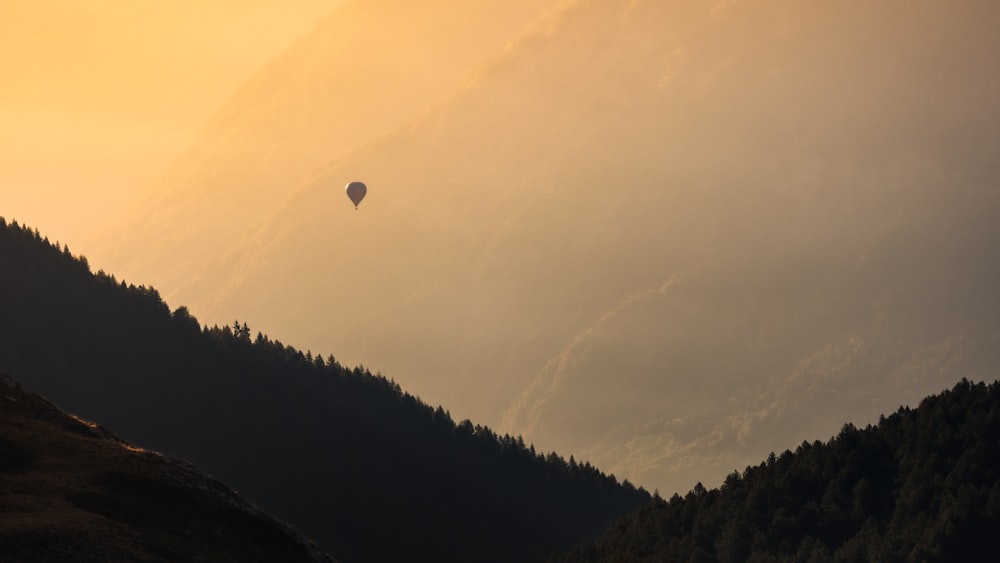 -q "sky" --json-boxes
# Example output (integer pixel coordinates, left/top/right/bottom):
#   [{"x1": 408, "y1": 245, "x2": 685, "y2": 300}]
[{"x1": 0, "y1": 0, "x2": 342, "y2": 247}]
